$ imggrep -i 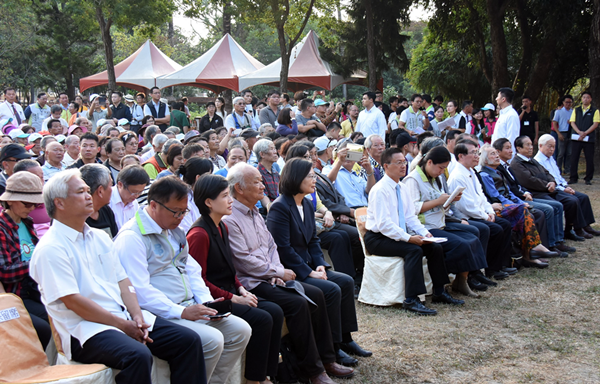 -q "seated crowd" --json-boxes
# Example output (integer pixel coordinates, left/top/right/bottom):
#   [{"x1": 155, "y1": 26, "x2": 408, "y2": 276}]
[{"x1": 0, "y1": 86, "x2": 597, "y2": 384}]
